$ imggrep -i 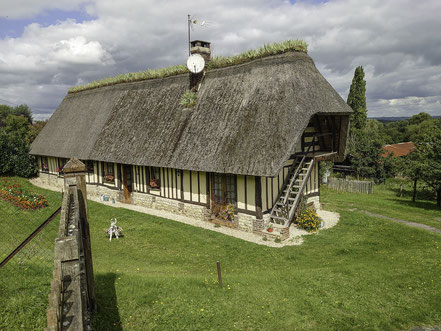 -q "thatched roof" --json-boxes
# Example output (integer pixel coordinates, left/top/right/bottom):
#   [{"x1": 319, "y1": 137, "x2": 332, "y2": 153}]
[{"x1": 31, "y1": 51, "x2": 352, "y2": 177}]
